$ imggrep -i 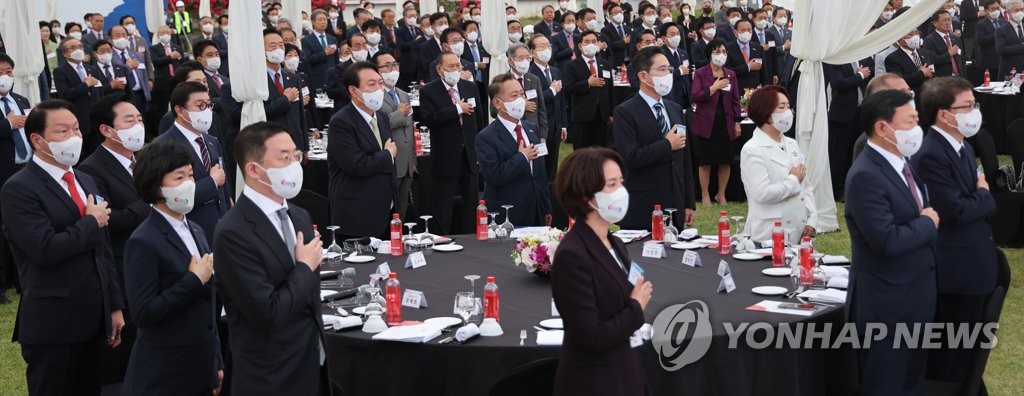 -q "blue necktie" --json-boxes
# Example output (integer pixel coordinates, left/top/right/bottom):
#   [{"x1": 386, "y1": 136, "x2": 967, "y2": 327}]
[
  {"x1": 3, "y1": 97, "x2": 28, "y2": 159},
  {"x1": 654, "y1": 103, "x2": 669, "y2": 136},
  {"x1": 389, "y1": 89, "x2": 399, "y2": 106},
  {"x1": 471, "y1": 44, "x2": 482, "y2": 81},
  {"x1": 320, "y1": 34, "x2": 327, "y2": 49}
]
